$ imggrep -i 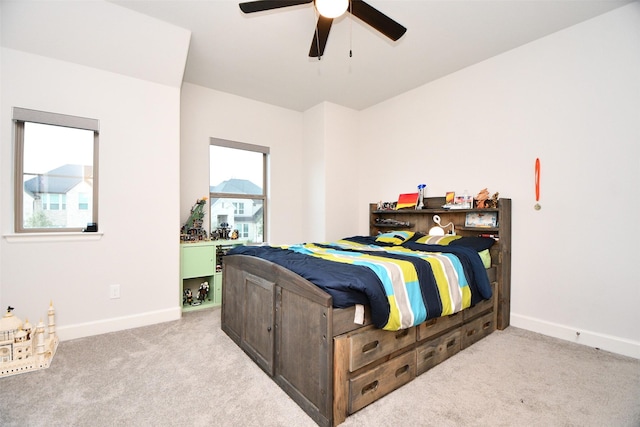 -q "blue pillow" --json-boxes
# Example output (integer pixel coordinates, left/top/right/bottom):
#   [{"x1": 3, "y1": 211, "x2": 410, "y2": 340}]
[{"x1": 449, "y1": 236, "x2": 496, "y2": 251}]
